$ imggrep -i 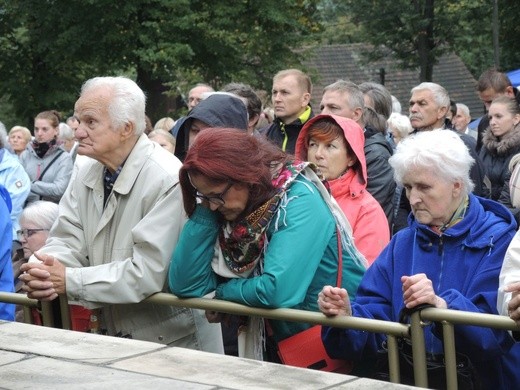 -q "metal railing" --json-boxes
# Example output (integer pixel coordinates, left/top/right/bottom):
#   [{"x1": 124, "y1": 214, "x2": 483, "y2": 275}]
[{"x1": 1, "y1": 290, "x2": 519, "y2": 389}]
